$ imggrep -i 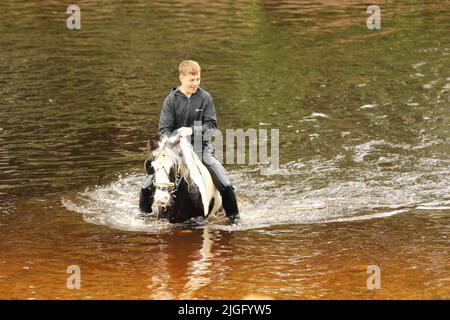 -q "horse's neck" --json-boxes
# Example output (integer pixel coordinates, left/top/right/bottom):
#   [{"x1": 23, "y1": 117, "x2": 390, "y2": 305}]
[{"x1": 178, "y1": 162, "x2": 189, "y2": 178}]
